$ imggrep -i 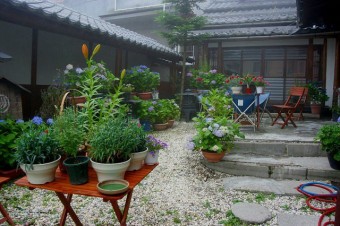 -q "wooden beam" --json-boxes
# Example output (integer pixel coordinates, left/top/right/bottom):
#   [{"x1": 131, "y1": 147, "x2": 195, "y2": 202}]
[
  {"x1": 217, "y1": 41, "x2": 223, "y2": 72},
  {"x1": 115, "y1": 48, "x2": 123, "y2": 76},
  {"x1": 306, "y1": 38, "x2": 314, "y2": 81}
]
